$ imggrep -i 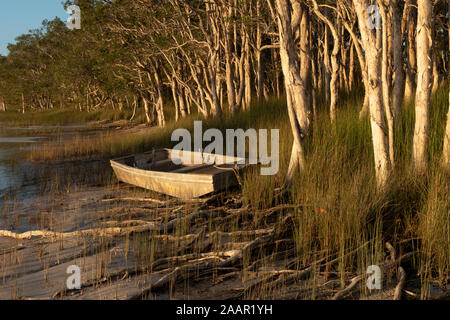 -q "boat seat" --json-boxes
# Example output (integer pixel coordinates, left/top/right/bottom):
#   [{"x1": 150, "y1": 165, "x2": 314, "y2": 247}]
[{"x1": 170, "y1": 163, "x2": 214, "y2": 174}]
